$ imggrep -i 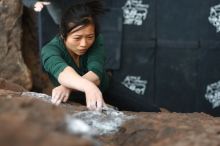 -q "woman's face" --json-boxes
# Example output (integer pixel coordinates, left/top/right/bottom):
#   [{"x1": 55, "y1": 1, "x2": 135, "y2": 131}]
[{"x1": 64, "y1": 23, "x2": 95, "y2": 56}]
